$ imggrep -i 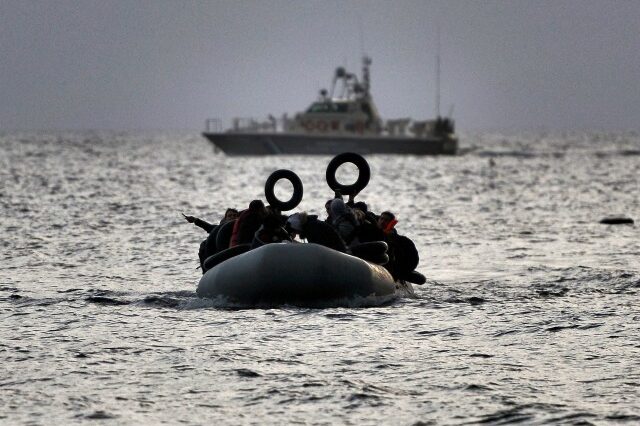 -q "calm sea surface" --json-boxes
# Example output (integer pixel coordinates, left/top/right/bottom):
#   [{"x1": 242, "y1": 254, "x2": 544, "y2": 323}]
[{"x1": 1, "y1": 131, "x2": 639, "y2": 425}]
